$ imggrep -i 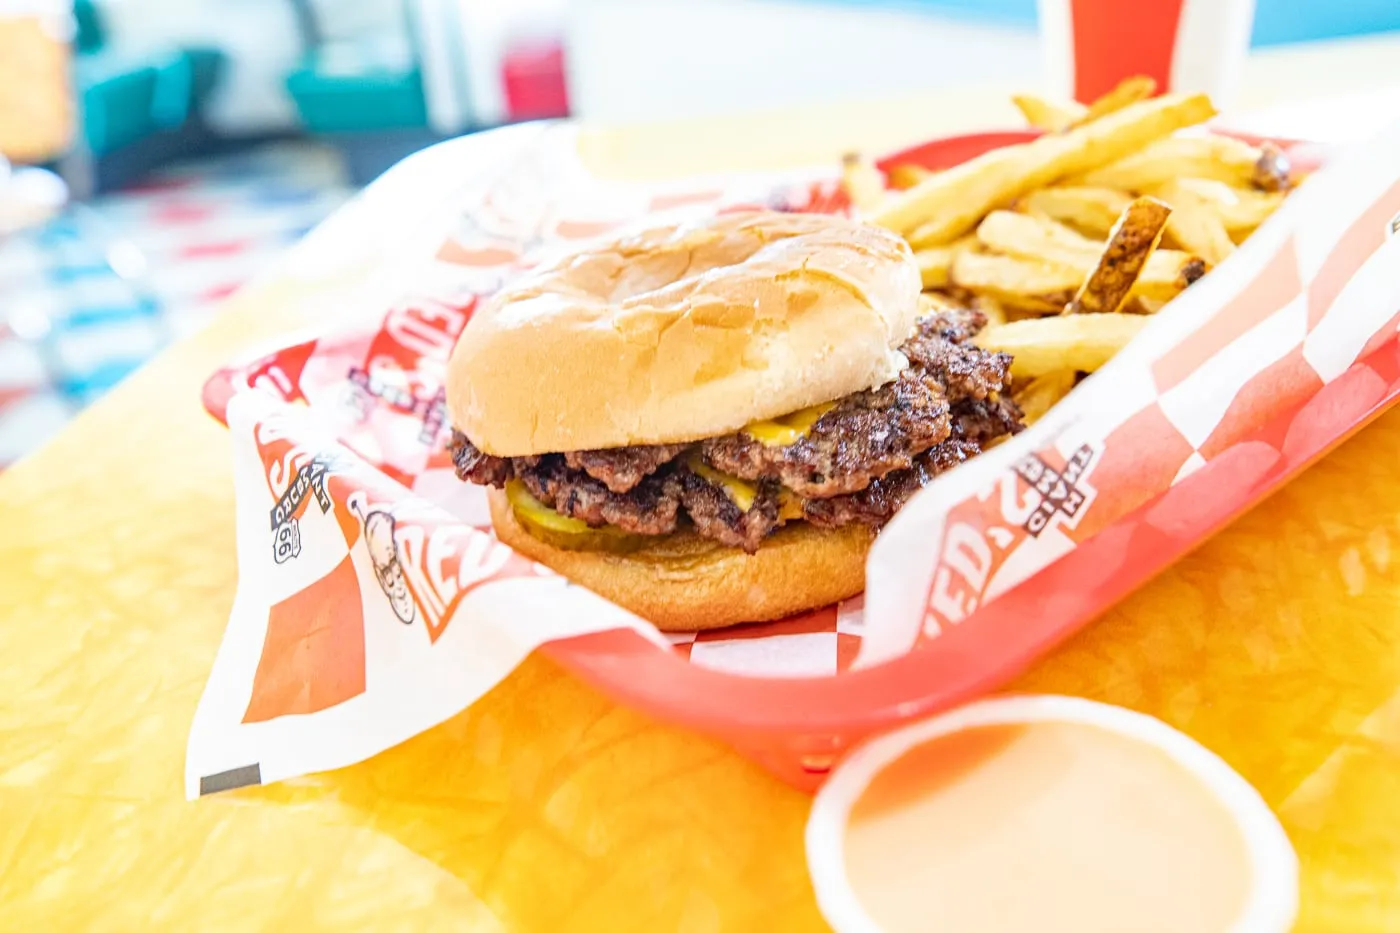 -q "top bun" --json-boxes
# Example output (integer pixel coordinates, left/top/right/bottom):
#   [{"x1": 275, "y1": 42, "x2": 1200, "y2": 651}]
[{"x1": 447, "y1": 210, "x2": 922, "y2": 456}]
